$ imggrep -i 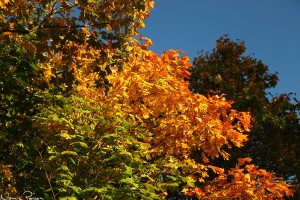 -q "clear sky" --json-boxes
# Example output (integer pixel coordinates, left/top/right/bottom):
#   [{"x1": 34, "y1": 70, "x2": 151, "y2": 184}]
[{"x1": 140, "y1": 0, "x2": 300, "y2": 99}]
